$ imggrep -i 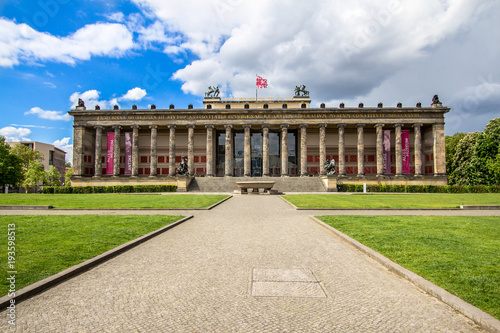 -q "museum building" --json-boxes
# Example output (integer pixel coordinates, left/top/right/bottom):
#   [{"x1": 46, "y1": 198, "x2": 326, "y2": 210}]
[{"x1": 69, "y1": 95, "x2": 449, "y2": 192}]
